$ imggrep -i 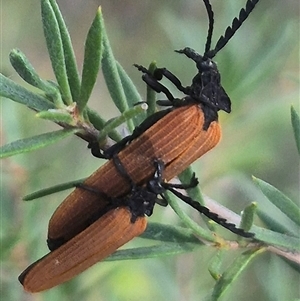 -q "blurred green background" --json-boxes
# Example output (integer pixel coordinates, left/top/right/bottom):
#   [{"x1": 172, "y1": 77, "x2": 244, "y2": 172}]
[{"x1": 1, "y1": 0, "x2": 299, "y2": 300}]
